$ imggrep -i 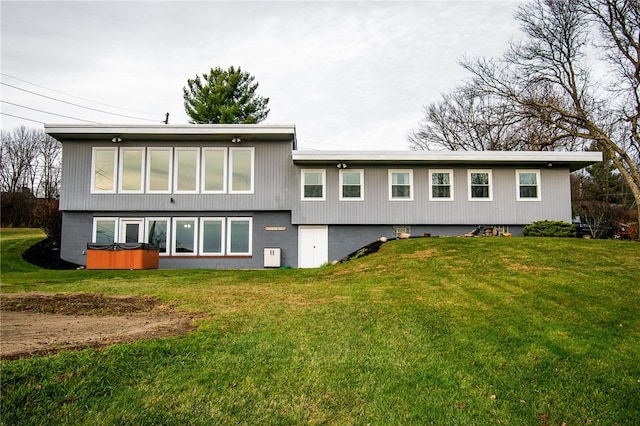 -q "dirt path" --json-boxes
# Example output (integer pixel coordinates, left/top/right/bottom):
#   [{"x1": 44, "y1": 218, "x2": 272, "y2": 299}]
[{"x1": 0, "y1": 293, "x2": 199, "y2": 360}]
